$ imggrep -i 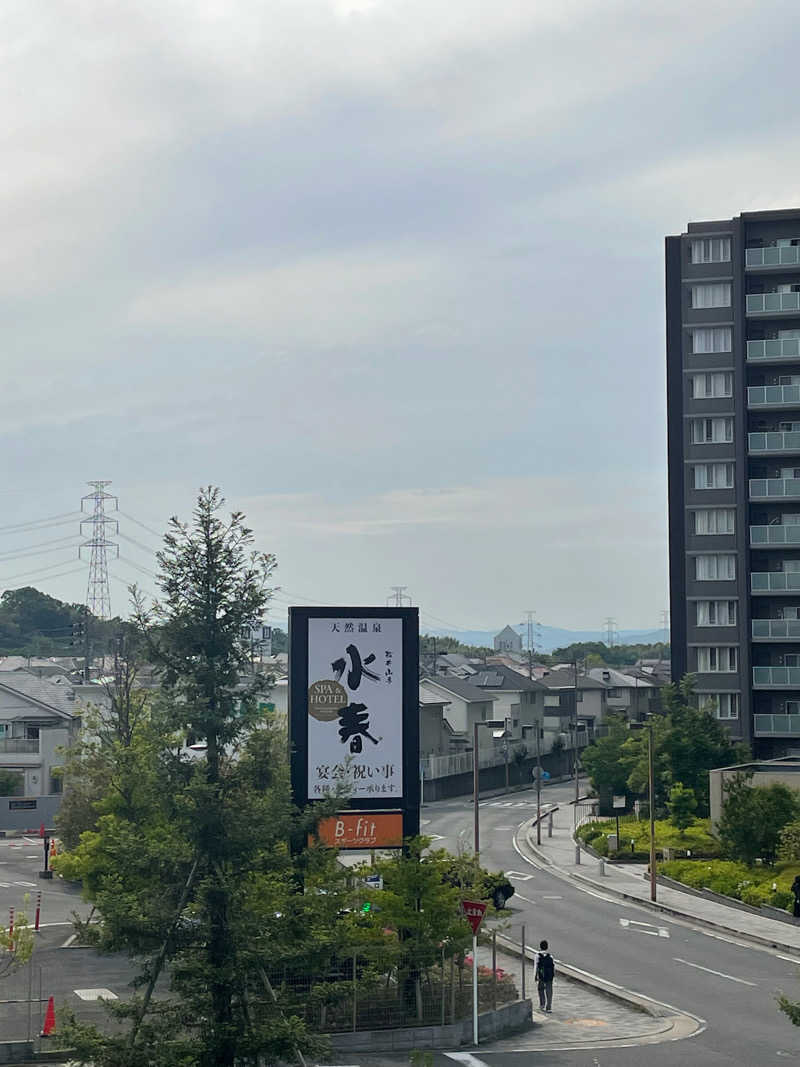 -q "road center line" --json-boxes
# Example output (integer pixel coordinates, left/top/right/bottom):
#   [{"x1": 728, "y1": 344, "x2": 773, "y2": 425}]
[
  {"x1": 514, "y1": 893, "x2": 535, "y2": 903},
  {"x1": 673, "y1": 957, "x2": 756, "y2": 986},
  {"x1": 777, "y1": 954, "x2": 800, "y2": 965}
]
